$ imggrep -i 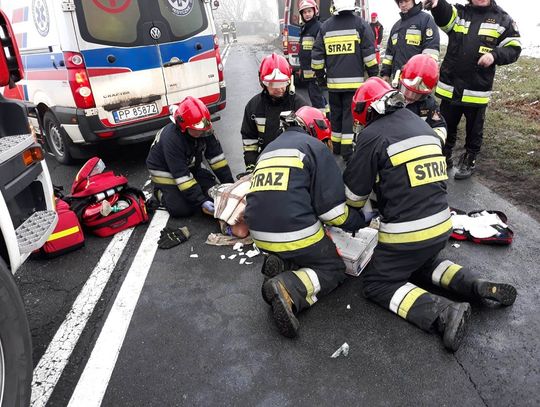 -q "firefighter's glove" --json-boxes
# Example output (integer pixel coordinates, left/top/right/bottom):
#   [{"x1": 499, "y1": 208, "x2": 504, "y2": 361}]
[
  {"x1": 201, "y1": 200, "x2": 215, "y2": 216},
  {"x1": 316, "y1": 74, "x2": 327, "y2": 88},
  {"x1": 158, "y1": 226, "x2": 190, "y2": 249}
]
